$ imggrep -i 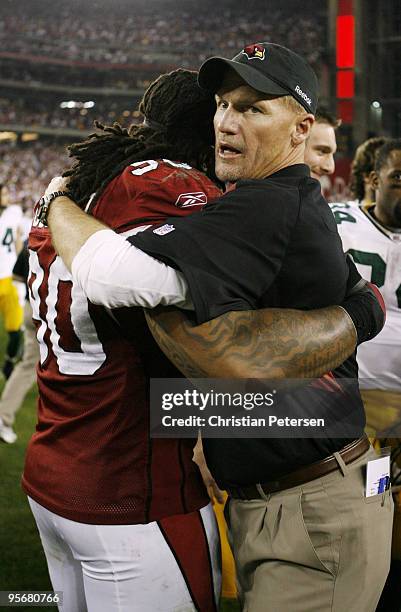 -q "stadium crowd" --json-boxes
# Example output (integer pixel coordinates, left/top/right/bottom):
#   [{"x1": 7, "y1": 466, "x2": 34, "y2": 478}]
[
  {"x1": 0, "y1": 60, "x2": 155, "y2": 91},
  {"x1": 0, "y1": 1, "x2": 325, "y2": 68},
  {"x1": 0, "y1": 97, "x2": 140, "y2": 133},
  {"x1": 0, "y1": 143, "x2": 69, "y2": 210}
]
